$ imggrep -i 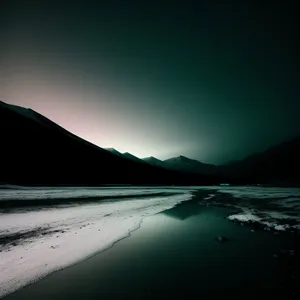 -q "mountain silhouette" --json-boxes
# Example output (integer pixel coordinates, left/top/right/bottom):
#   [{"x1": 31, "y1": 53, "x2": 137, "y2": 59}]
[
  {"x1": 0, "y1": 100, "x2": 215, "y2": 185},
  {"x1": 123, "y1": 152, "x2": 146, "y2": 164},
  {"x1": 143, "y1": 157, "x2": 166, "y2": 169},
  {"x1": 164, "y1": 155, "x2": 216, "y2": 175},
  {"x1": 105, "y1": 148, "x2": 124, "y2": 158},
  {"x1": 2, "y1": 100, "x2": 298, "y2": 185},
  {"x1": 221, "y1": 136, "x2": 300, "y2": 184}
]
